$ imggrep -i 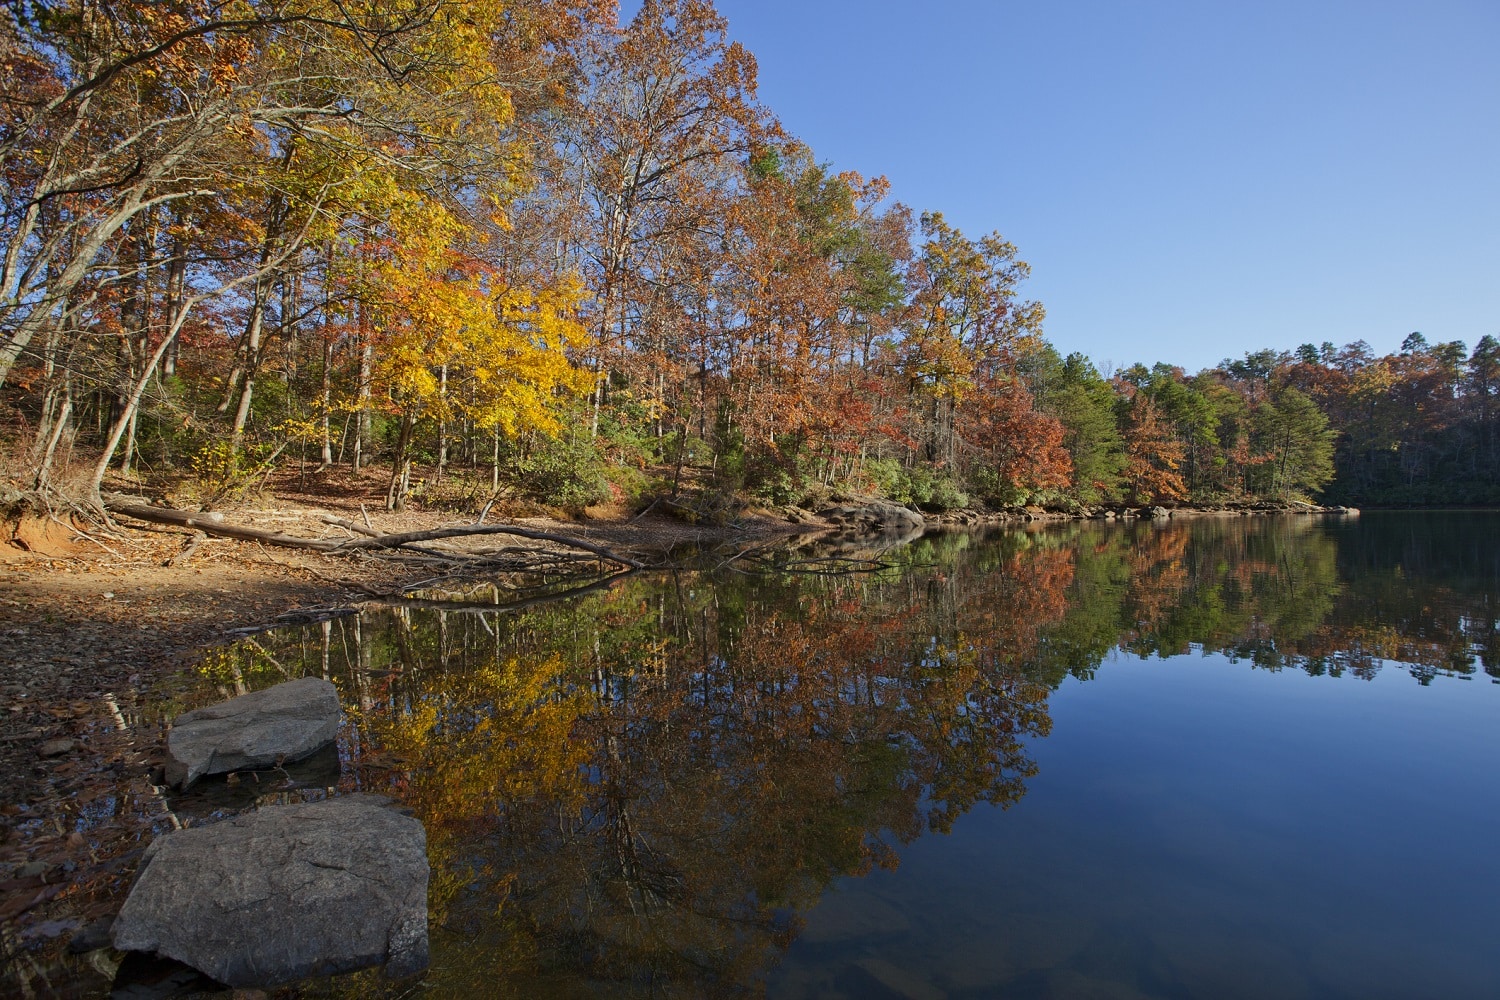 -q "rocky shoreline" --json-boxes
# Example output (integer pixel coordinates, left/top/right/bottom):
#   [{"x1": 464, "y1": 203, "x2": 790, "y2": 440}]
[
  {"x1": 926, "y1": 500, "x2": 1359, "y2": 527},
  {"x1": 776, "y1": 498, "x2": 1358, "y2": 531}
]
